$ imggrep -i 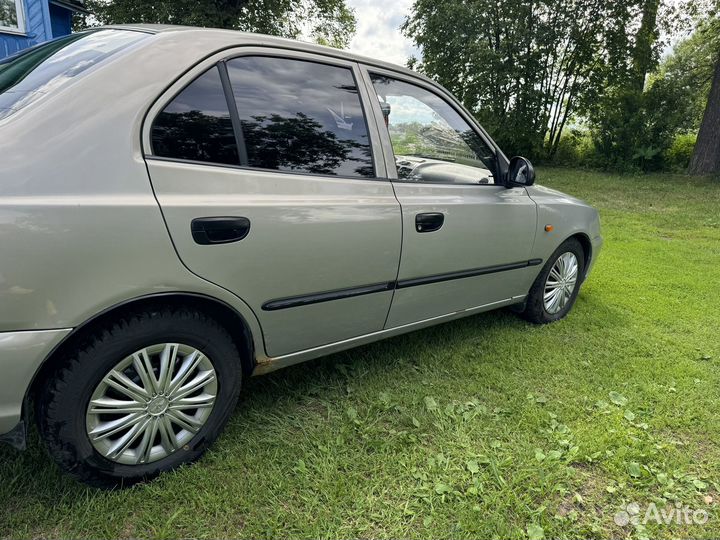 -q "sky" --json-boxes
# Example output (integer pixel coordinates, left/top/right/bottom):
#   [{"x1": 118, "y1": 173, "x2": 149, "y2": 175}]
[
  {"x1": 344, "y1": 0, "x2": 680, "y2": 65},
  {"x1": 345, "y1": 0, "x2": 419, "y2": 67}
]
